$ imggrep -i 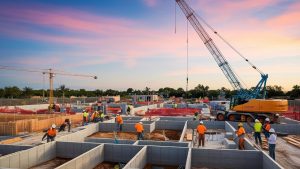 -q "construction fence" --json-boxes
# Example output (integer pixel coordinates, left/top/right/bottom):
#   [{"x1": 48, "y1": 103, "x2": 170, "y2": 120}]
[
  {"x1": 0, "y1": 113, "x2": 83, "y2": 136},
  {"x1": 0, "y1": 97, "x2": 99, "y2": 106},
  {"x1": 284, "y1": 99, "x2": 300, "y2": 121}
]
